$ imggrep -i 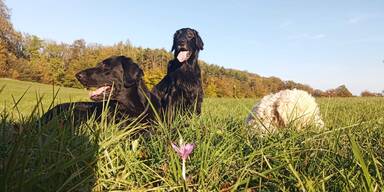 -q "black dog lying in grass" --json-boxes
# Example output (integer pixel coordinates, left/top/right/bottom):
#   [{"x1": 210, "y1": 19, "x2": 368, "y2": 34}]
[{"x1": 41, "y1": 56, "x2": 160, "y2": 125}]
